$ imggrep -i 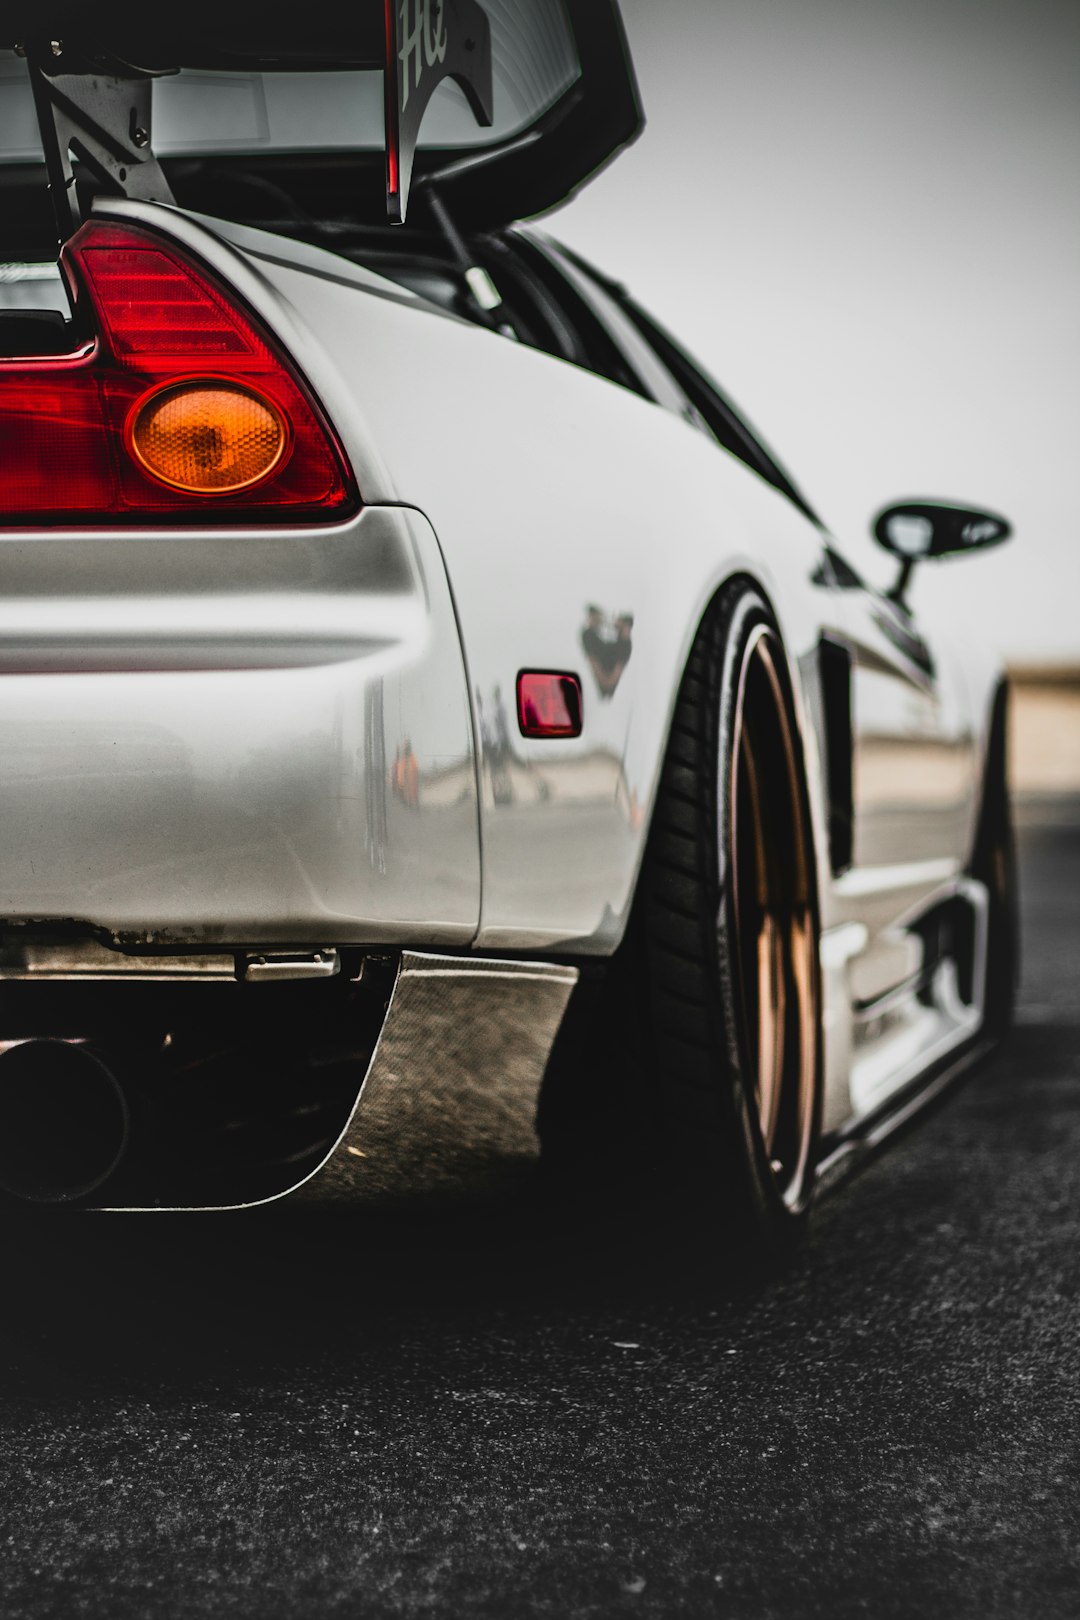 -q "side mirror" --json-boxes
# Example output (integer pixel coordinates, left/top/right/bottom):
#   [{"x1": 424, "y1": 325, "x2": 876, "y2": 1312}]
[{"x1": 872, "y1": 500, "x2": 1011, "y2": 609}]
